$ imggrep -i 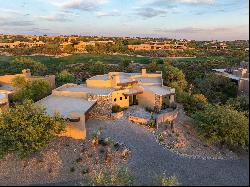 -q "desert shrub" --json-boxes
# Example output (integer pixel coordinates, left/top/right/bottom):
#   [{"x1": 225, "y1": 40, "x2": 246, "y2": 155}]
[
  {"x1": 192, "y1": 104, "x2": 249, "y2": 150},
  {"x1": 112, "y1": 105, "x2": 124, "y2": 113},
  {"x1": 89, "y1": 167, "x2": 135, "y2": 186},
  {"x1": 226, "y1": 96, "x2": 249, "y2": 117},
  {"x1": 12, "y1": 76, "x2": 51, "y2": 103},
  {"x1": 0, "y1": 100, "x2": 66, "y2": 157},
  {"x1": 56, "y1": 70, "x2": 76, "y2": 87},
  {"x1": 176, "y1": 91, "x2": 208, "y2": 115},
  {"x1": 146, "y1": 120, "x2": 156, "y2": 128},
  {"x1": 159, "y1": 176, "x2": 180, "y2": 186}
]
